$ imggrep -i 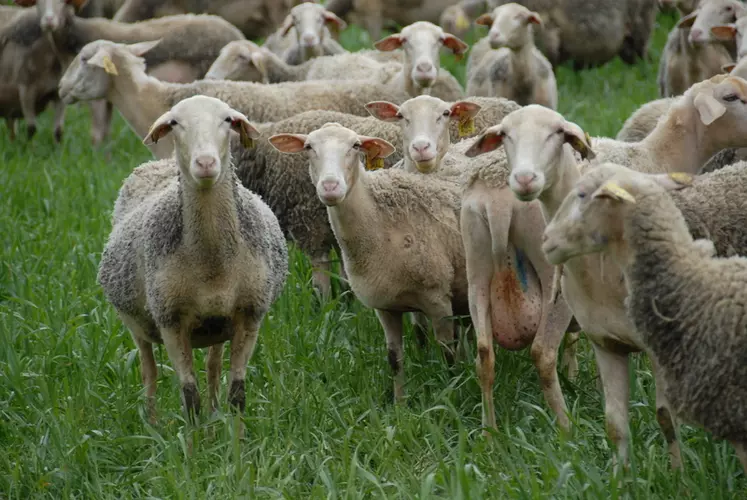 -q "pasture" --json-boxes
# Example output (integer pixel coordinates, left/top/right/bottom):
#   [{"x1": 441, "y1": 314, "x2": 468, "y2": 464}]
[{"x1": 1, "y1": 9, "x2": 745, "y2": 499}]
